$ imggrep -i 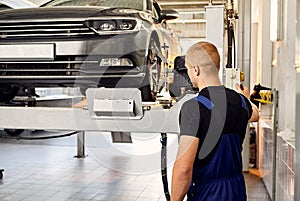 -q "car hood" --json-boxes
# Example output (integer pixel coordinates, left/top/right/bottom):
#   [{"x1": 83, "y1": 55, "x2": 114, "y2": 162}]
[{"x1": 0, "y1": 7, "x2": 146, "y2": 21}]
